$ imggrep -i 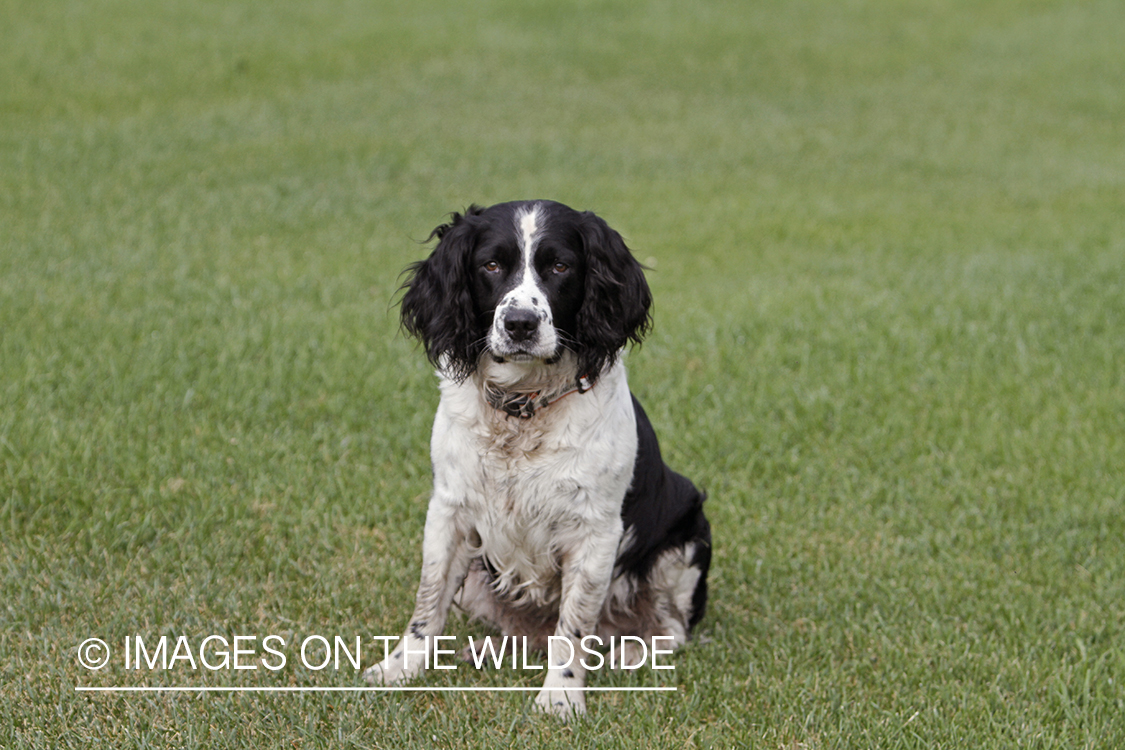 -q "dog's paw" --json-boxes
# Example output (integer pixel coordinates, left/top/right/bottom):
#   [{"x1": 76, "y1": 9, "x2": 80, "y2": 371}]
[
  {"x1": 534, "y1": 686, "x2": 586, "y2": 720},
  {"x1": 363, "y1": 647, "x2": 419, "y2": 685},
  {"x1": 534, "y1": 669, "x2": 586, "y2": 720},
  {"x1": 363, "y1": 660, "x2": 393, "y2": 685}
]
